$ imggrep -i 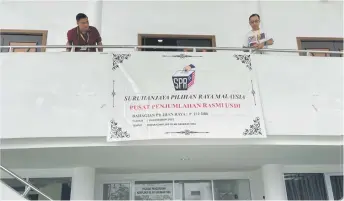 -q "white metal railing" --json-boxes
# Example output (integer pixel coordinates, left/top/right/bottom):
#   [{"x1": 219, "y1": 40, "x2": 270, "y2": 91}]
[
  {"x1": 0, "y1": 45, "x2": 343, "y2": 55},
  {"x1": 0, "y1": 165, "x2": 54, "y2": 201}
]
